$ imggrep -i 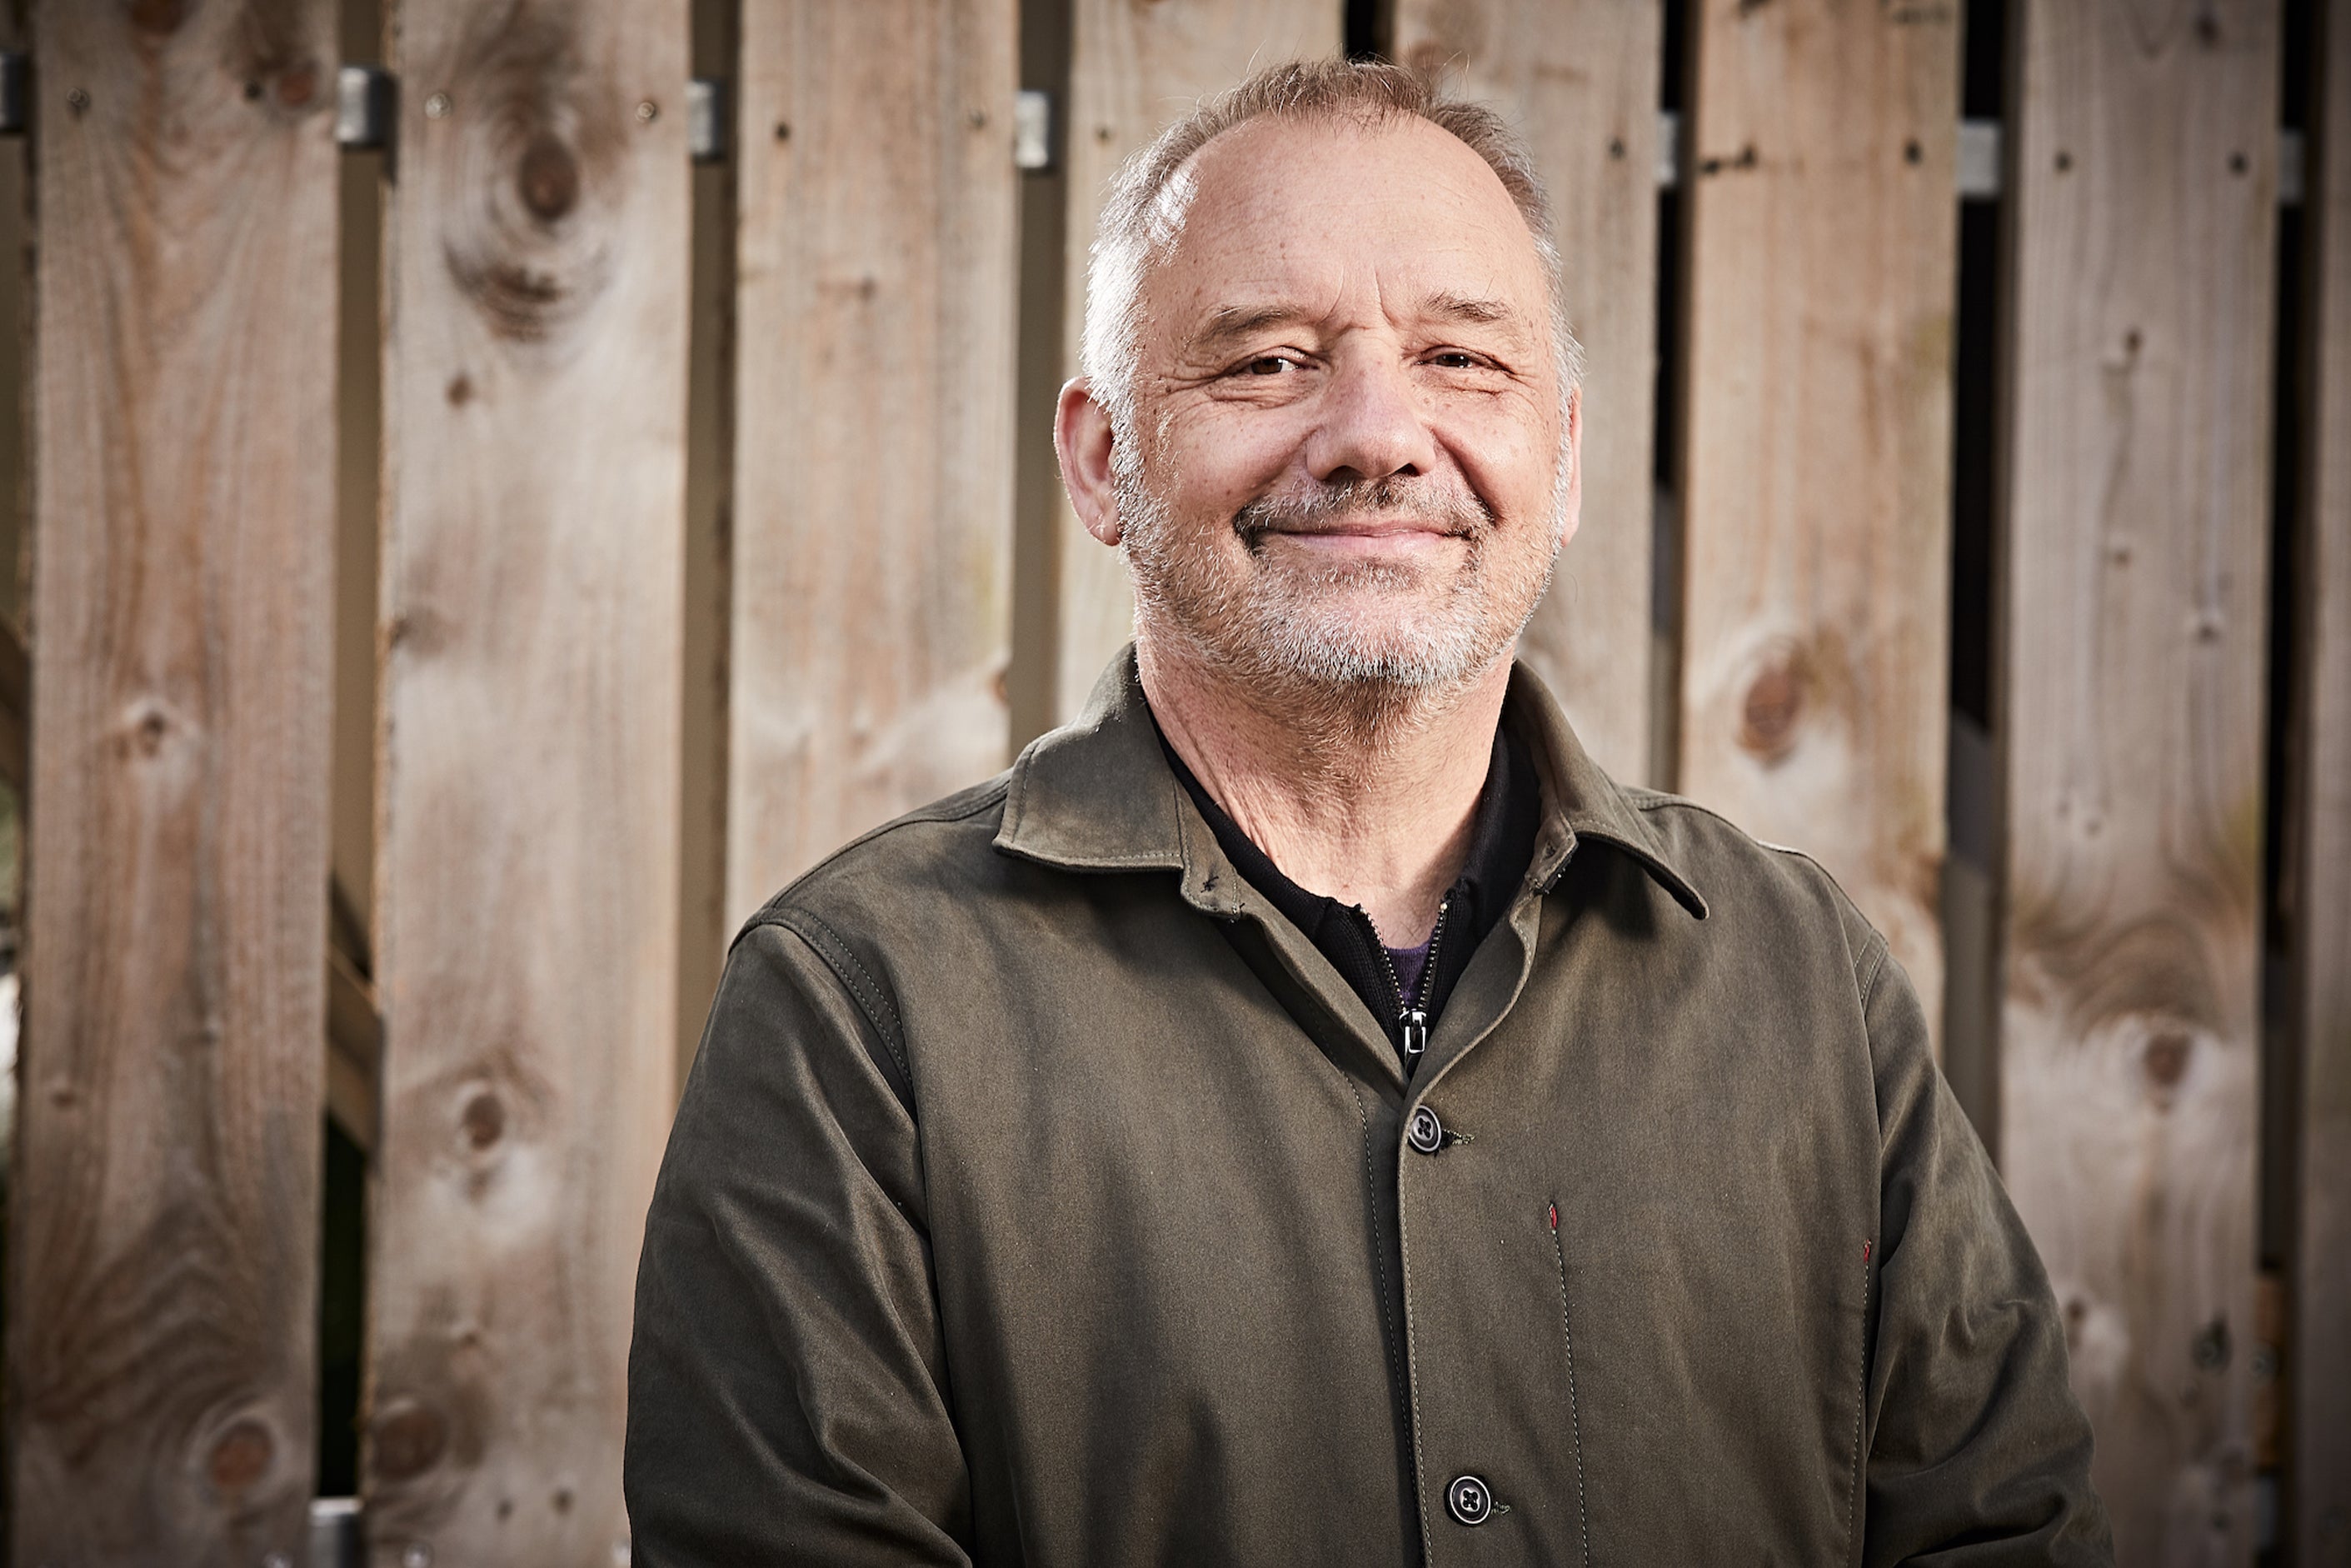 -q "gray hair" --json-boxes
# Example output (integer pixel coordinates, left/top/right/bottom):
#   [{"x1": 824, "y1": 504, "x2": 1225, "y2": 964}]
[{"x1": 1080, "y1": 57, "x2": 1585, "y2": 437}]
